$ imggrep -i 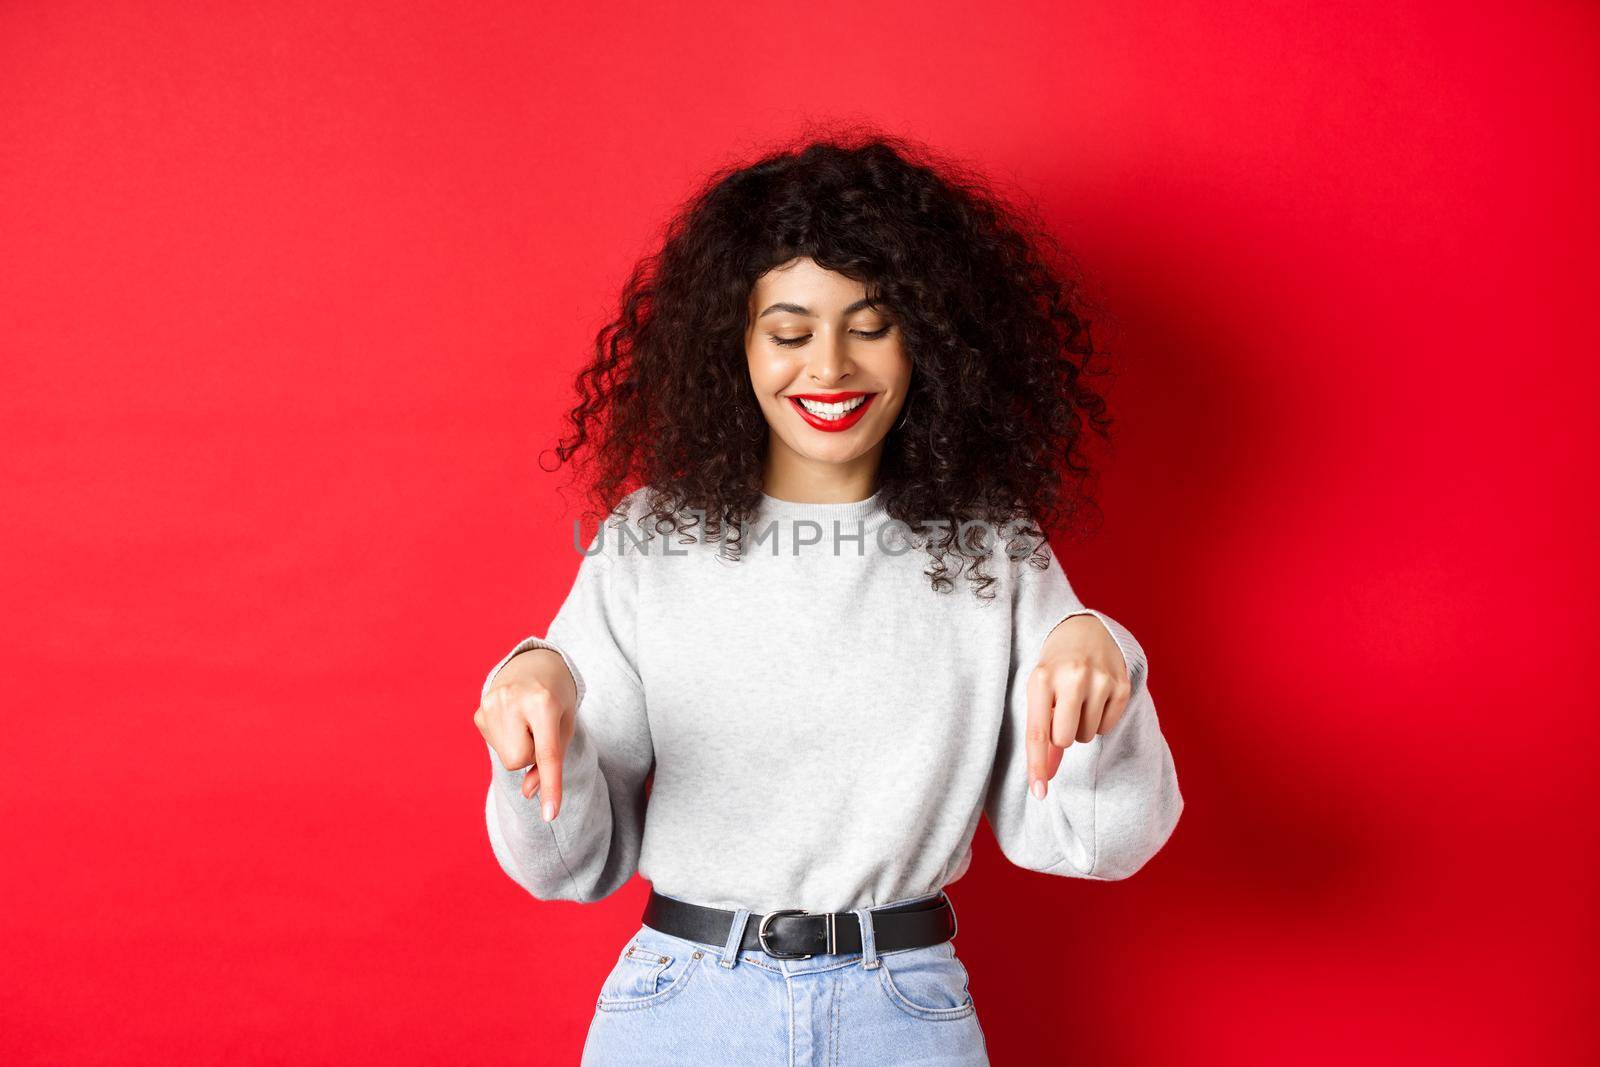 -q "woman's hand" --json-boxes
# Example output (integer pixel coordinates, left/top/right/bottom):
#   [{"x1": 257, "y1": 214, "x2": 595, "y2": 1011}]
[
  {"x1": 475, "y1": 648, "x2": 578, "y2": 822},
  {"x1": 1026, "y1": 615, "x2": 1133, "y2": 799}
]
